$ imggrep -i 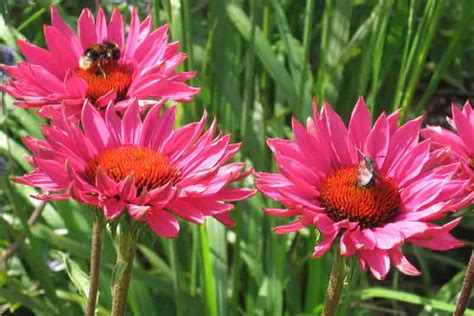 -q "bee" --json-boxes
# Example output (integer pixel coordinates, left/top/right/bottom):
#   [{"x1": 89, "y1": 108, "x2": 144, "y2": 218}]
[
  {"x1": 79, "y1": 41, "x2": 120, "y2": 77},
  {"x1": 356, "y1": 148, "x2": 376, "y2": 188}
]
